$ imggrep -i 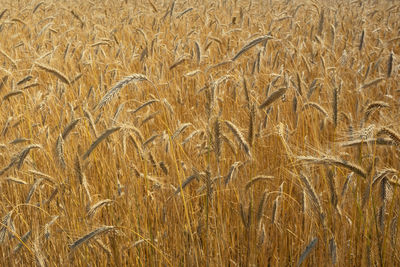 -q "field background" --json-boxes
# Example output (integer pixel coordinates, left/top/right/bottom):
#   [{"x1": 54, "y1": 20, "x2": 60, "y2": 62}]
[{"x1": 0, "y1": 0, "x2": 399, "y2": 266}]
